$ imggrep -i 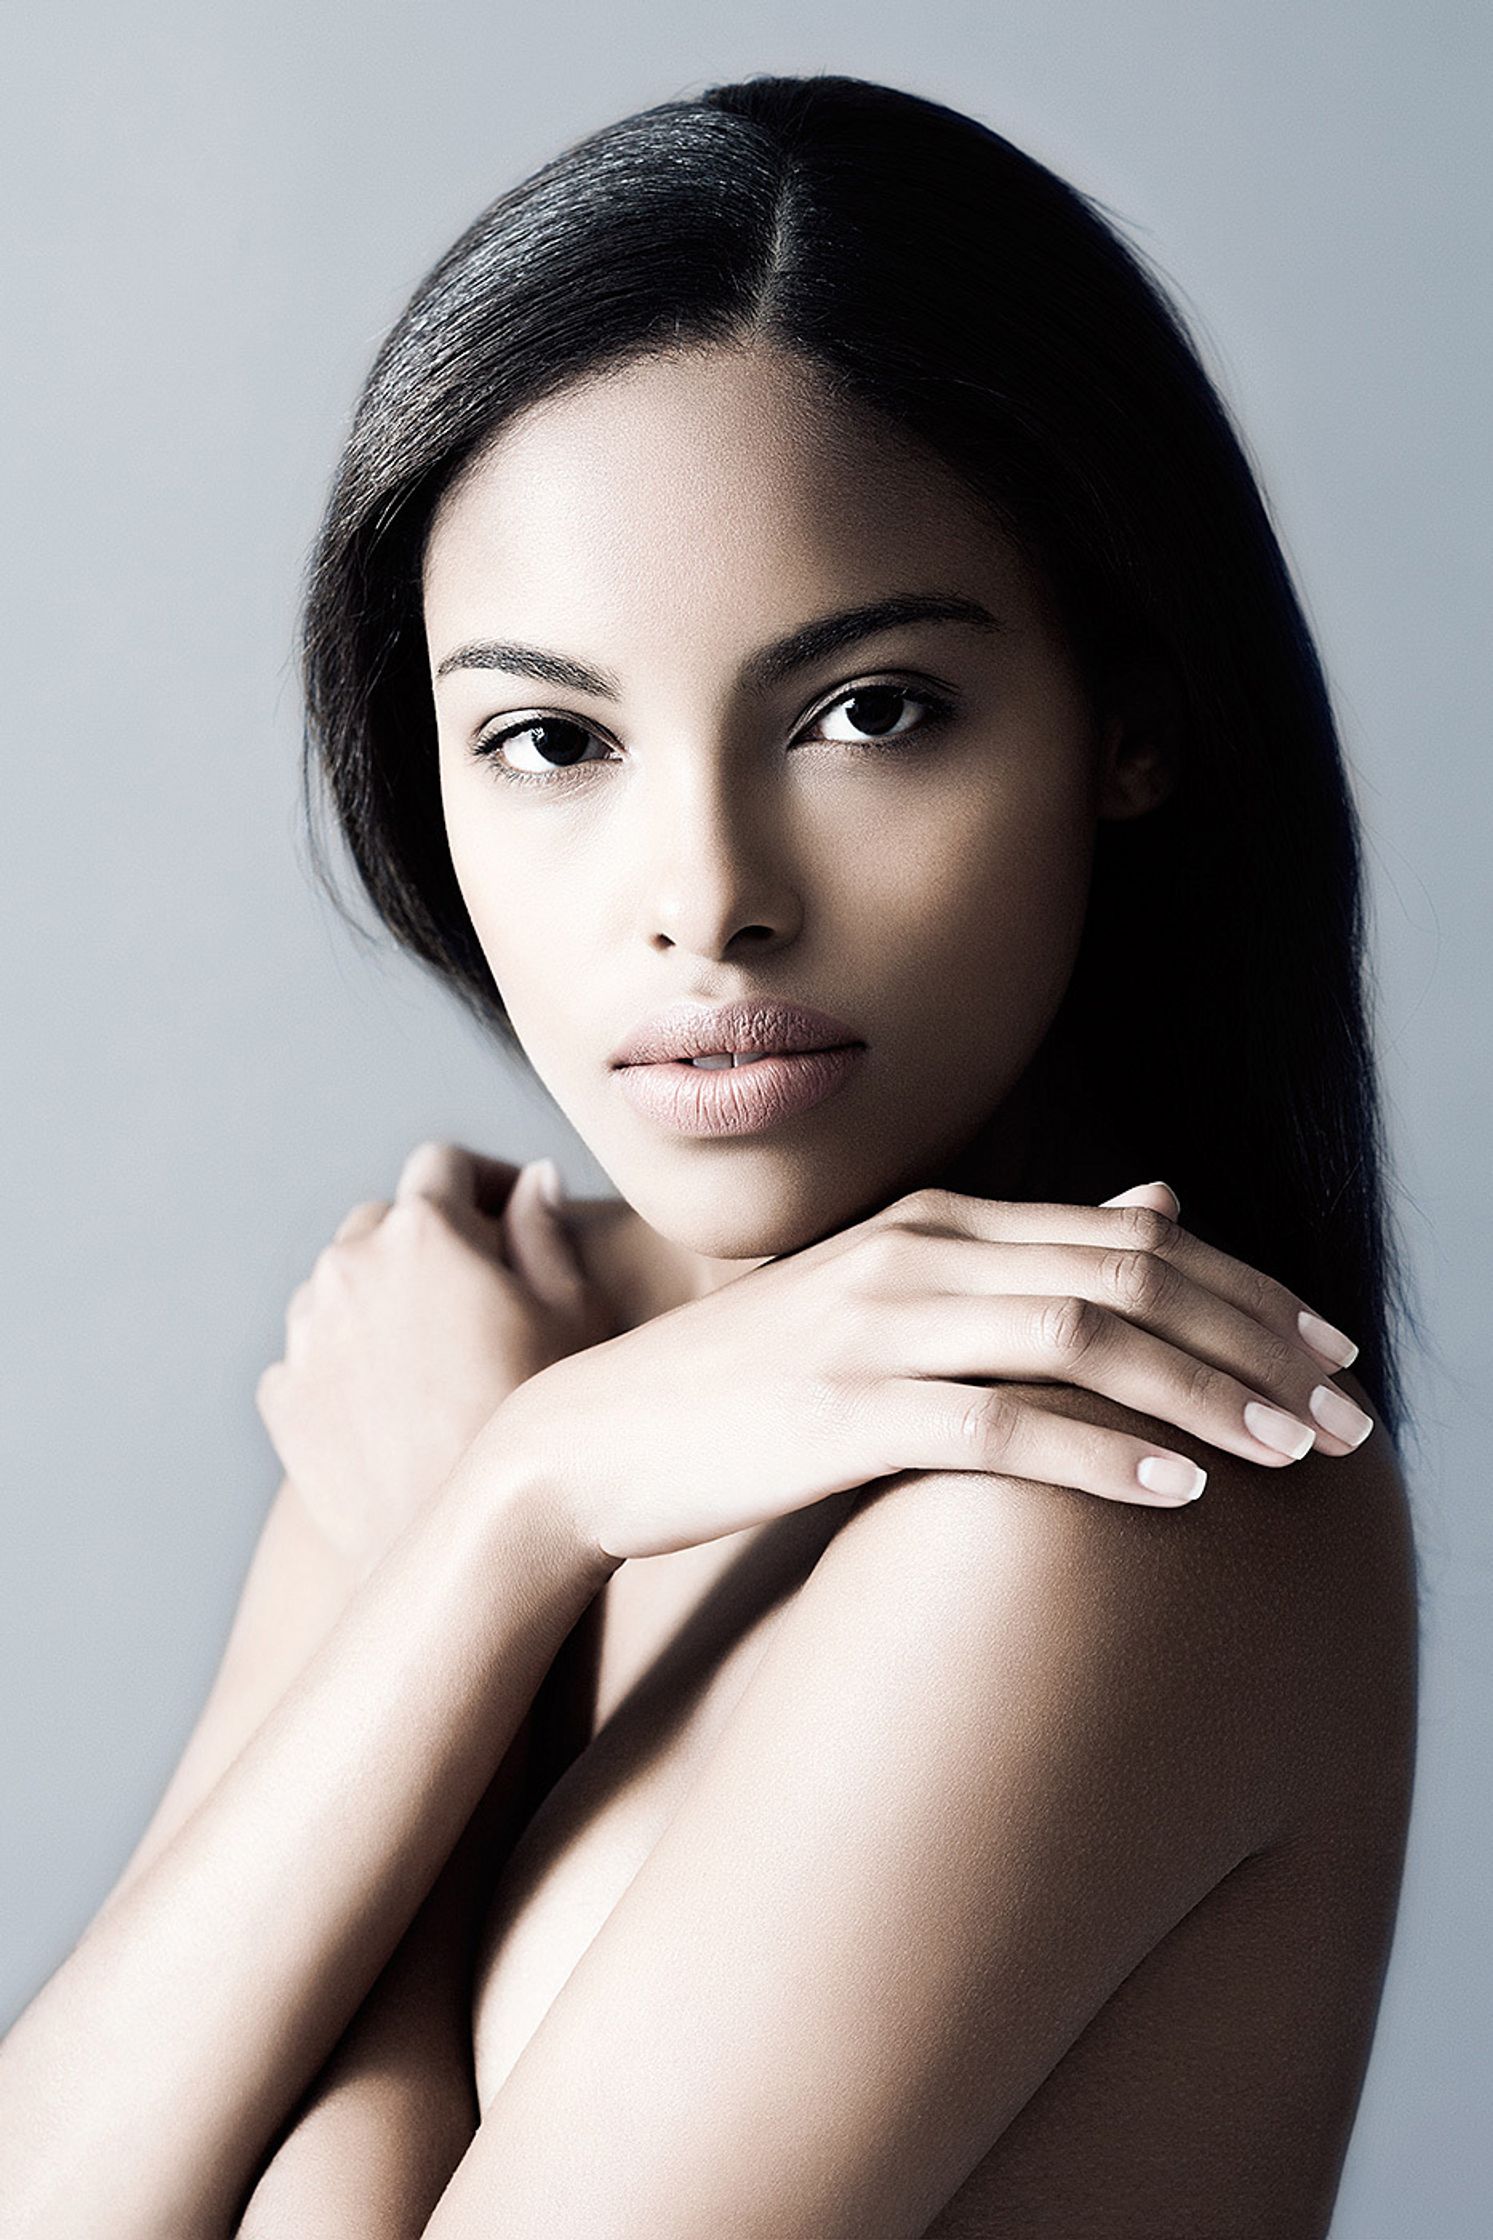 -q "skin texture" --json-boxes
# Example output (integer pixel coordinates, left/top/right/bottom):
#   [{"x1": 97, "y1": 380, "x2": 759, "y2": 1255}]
[
  {"x1": 0, "y1": 341, "x2": 1411, "y2": 2238},
  {"x1": 434, "y1": 1385, "x2": 1413, "y2": 2240}
]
